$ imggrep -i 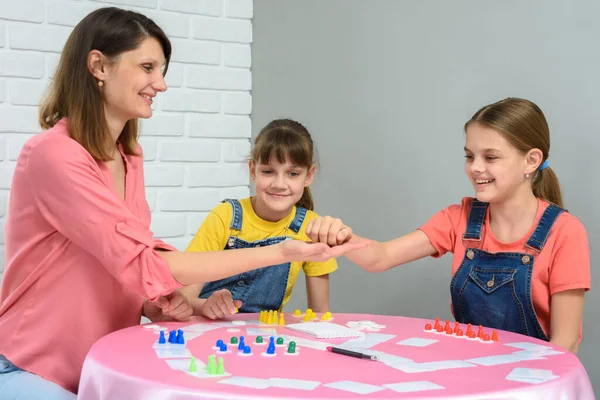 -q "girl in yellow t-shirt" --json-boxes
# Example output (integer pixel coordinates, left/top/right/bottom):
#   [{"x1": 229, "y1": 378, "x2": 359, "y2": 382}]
[{"x1": 183, "y1": 119, "x2": 345, "y2": 319}]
